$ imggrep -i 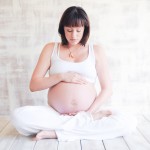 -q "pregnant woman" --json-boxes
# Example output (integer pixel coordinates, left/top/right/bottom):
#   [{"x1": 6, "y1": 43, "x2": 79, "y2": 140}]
[{"x1": 11, "y1": 6, "x2": 137, "y2": 141}]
